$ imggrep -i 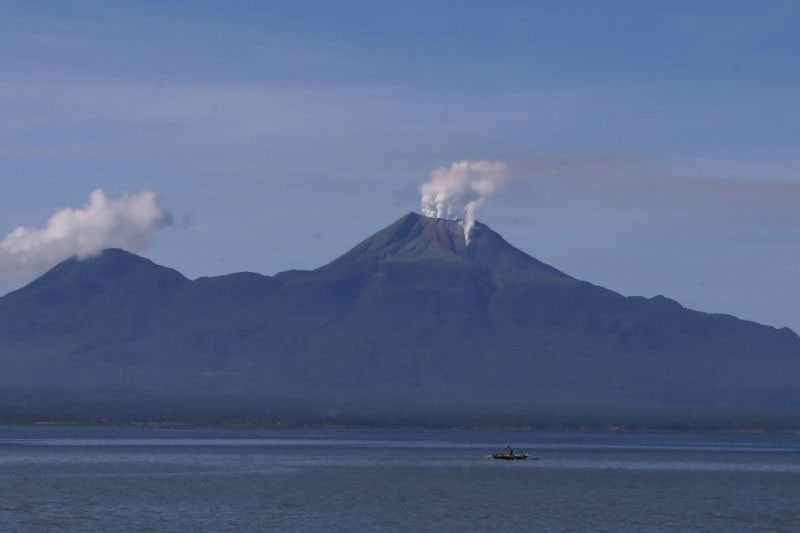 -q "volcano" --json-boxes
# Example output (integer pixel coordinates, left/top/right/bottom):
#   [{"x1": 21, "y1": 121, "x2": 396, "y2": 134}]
[{"x1": 1, "y1": 212, "x2": 799, "y2": 428}]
